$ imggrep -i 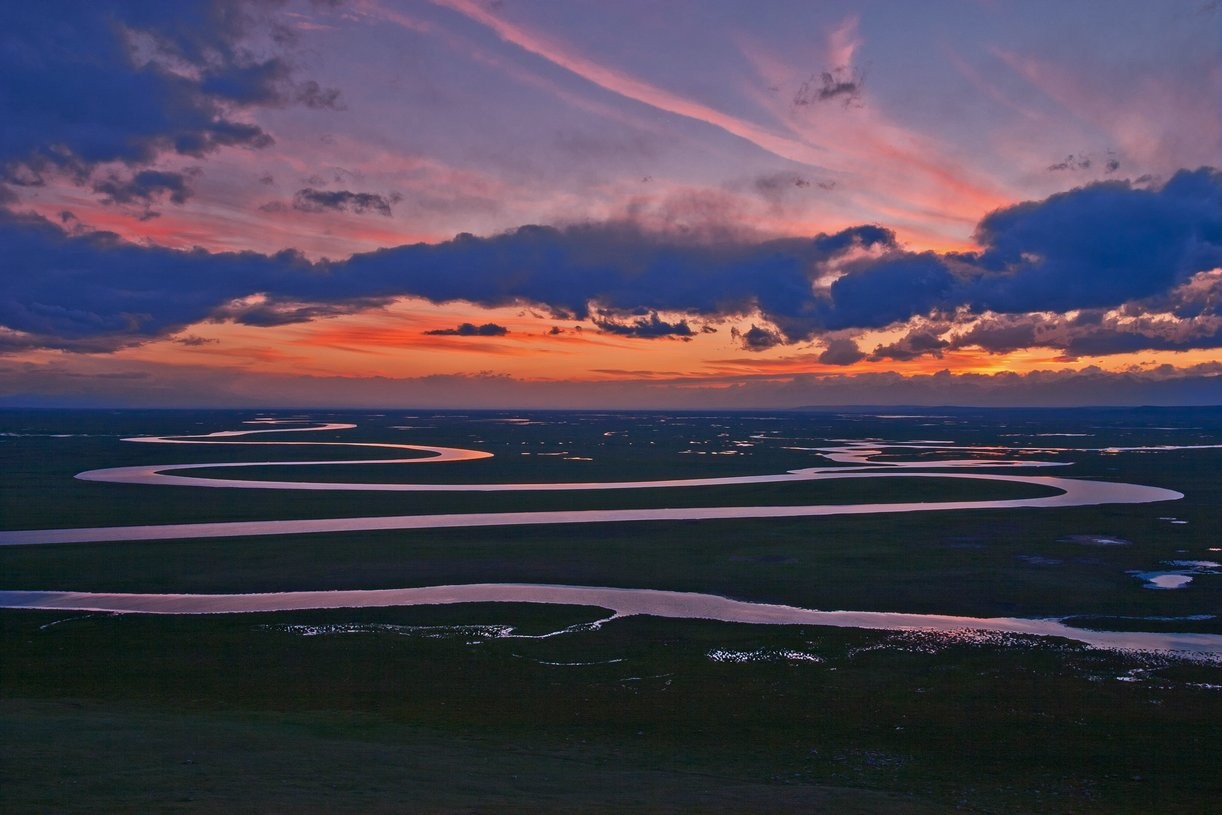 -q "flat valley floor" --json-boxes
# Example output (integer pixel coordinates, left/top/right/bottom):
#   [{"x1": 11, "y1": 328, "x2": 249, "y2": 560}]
[{"x1": 2, "y1": 406, "x2": 1220, "y2": 813}]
